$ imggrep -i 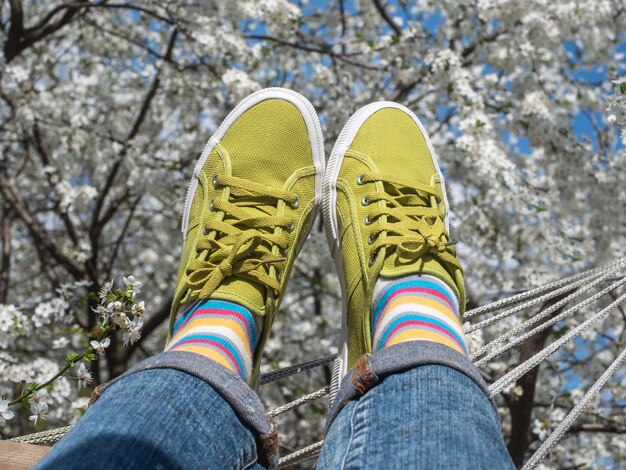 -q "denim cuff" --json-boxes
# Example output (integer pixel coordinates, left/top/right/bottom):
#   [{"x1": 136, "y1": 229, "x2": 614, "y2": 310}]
[
  {"x1": 326, "y1": 341, "x2": 495, "y2": 432},
  {"x1": 90, "y1": 351, "x2": 278, "y2": 469}
]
